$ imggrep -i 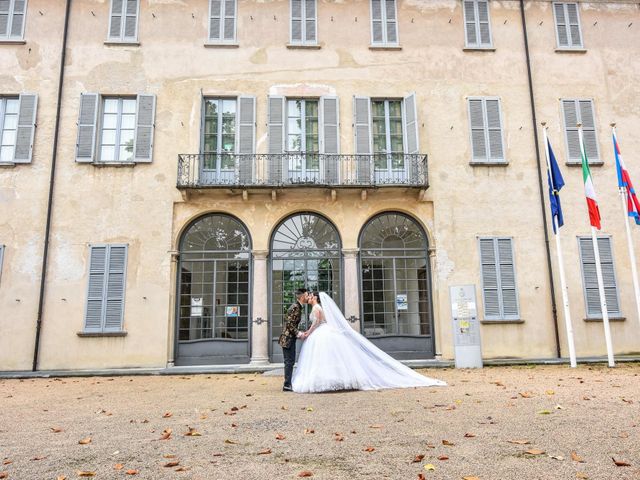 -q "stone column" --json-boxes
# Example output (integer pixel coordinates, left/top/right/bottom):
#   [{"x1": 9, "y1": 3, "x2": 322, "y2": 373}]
[
  {"x1": 250, "y1": 250, "x2": 270, "y2": 365},
  {"x1": 429, "y1": 247, "x2": 443, "y2": 359},
  {"x1": 166, "y1": 251, "x2": 179, "y2": 367},
  {"x1": 342, "y1": 248, "x2": 361, "y2": 333}
]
